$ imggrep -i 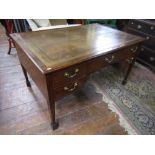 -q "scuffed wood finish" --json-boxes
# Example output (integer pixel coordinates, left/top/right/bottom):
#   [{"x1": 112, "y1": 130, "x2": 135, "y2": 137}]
[{"x1": 10, "y1": 24, "x2": 145, "y2": 130}]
